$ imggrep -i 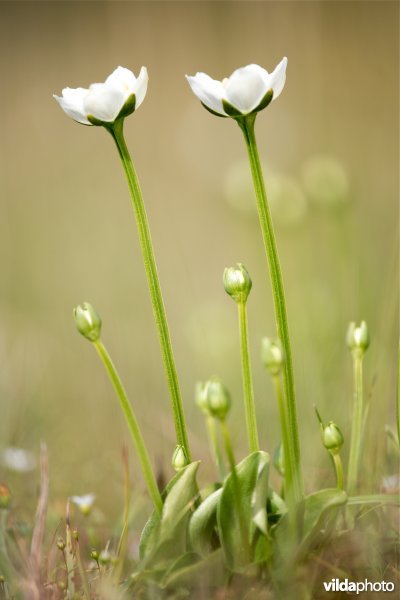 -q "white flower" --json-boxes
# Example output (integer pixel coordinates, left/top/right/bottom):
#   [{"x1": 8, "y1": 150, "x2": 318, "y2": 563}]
[
  {"x1": 71, "y1": 493, "x2": 96, "y2": 515},
  {"x1": 186, "y1": 58, "x2": 287, "y2": 117},
  {"x1": 54, "y1": 66, "x2": 148, "y2": 125},
  {"x1": 1, "y1": 447, "x2": 36, "y2": 473}
]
